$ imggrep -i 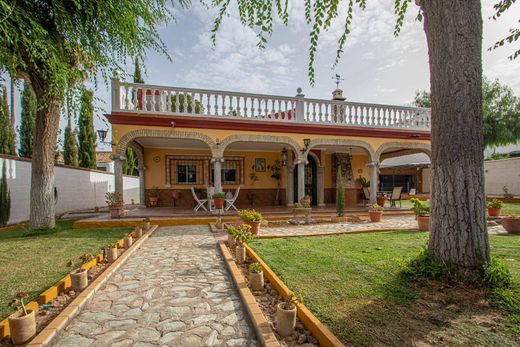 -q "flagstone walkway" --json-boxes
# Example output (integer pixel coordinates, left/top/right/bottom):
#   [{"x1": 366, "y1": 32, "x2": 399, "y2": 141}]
[{"x1": 53, "y1": 225, "x2": 257, "y2": 347}]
